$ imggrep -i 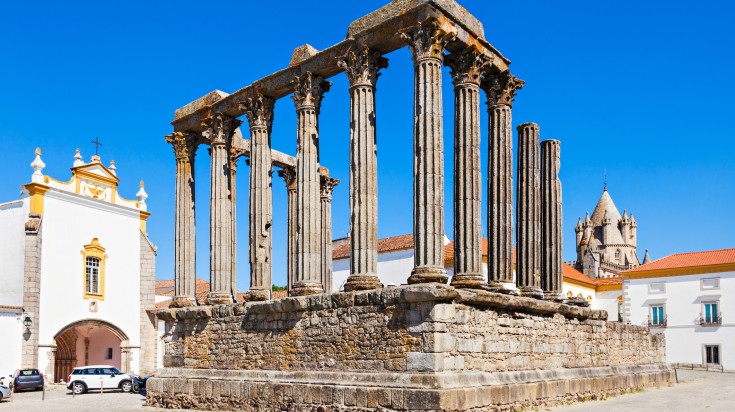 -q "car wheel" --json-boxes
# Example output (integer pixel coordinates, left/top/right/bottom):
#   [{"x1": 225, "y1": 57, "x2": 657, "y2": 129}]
[
  {"x1": 120, "y1": 380, "x2": 132, "y2": 393},
  {"x1": 72, "y1": 382, "x2": 86, "y2": 394},
  {"x1": 132, "y1": 382, "x2": 141, "y2": 393}
]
